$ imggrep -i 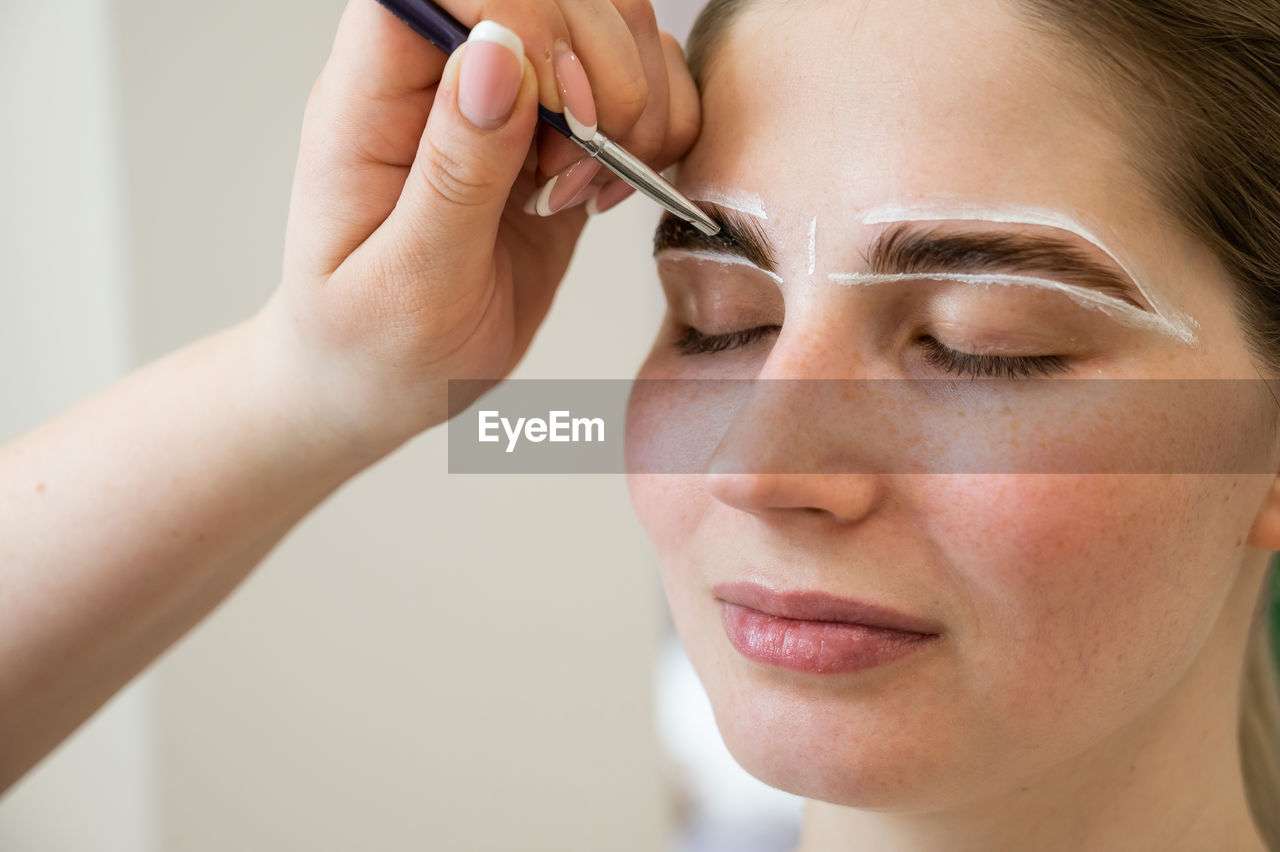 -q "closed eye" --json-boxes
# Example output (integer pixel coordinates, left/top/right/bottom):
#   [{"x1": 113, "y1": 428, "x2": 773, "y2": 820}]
[
  {"x1": 670, "y1": 325, "x2": 1070, "y2": 380},
  {"x1": 918, "y1": 335, "x2": 1070, "y2": 379},
  {"x1": 674, "y1": 325, "x2": 781, "y2": 355}
]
